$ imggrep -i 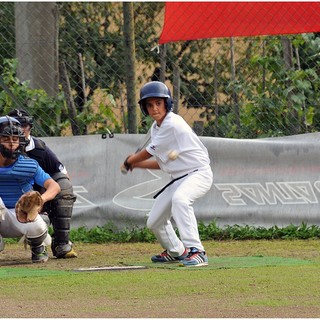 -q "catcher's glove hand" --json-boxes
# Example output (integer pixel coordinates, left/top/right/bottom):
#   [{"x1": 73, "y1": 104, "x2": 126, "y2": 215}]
[{"x1": 15, "y1": 191, "x2": 44, "y2": 223}]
